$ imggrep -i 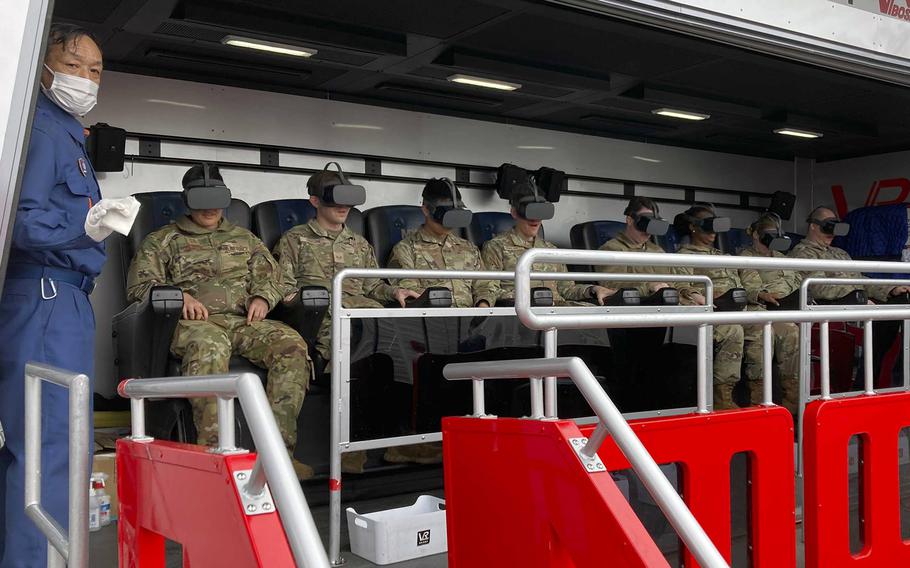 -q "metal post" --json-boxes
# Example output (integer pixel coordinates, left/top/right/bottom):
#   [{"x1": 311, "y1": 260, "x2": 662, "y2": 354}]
[
  {"x1": 244, "y1": 458, "x2": 267, "y2": 498},
  {"x1": 581, "y1": 422, "x2": 608, "y2": 459},
  {"x1": 697, "y1": 324, "x2": 709, "y2": 413},
  {"x1": 544, "y1": 328, "x2": 558, "y2": 418},
  {"x1": 529, "y1": 377, "x2": 545, "y2": 419},
  {"x1": 864, "y1": 320, "x2": 875, "y2": 395},
  {"x1": 819, "y1": 321, "x2": 831, "y2": 400},
  {"x1": 472, "y1": 379, "x2": 486, "y2": 417},
  {"x1": 762, "y1": 322, "x2": 774, "y2": 405},
  {"x1": 215, "y1": 397, "x2": 236, "y2": 452}
]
